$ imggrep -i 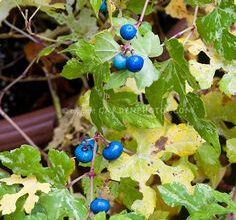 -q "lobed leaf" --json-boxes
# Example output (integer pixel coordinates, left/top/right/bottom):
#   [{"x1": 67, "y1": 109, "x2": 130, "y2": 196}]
[
  {"x1": 0, "y1": 145, "x2": 75, "y2": 187},
  {"x1": 196, "y1": 0, "x2": 236, "y2": 60},
  {"x1": 159, "y1": 182, "x2": 236, "y2": 220},
  {"x1": 146, "y1": 39, "x2": 220, "y2": 155}
]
